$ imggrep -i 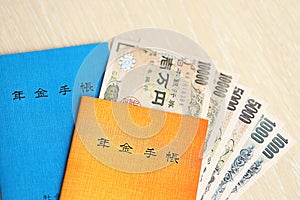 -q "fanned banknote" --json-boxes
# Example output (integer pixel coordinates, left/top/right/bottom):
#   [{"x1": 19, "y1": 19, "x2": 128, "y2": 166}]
[
  {"x1": 95, "y1": 37, "x2": 294, "y2": 200},
  {"x1": 226, "y1": 131, "x2": 294, "y2": 199},
  {"x1": 198, "y1": 97, "x2": 266, "y2": 200},
  {"x1": 197, "y1": 85, "x2": 250, "y2": 196},
  {"x1": 201, "y1": 70, "x2": 237, "y2": 157},
  {"x1": 99, "y1": 38, "x2": 216, "y2": 118},
  {"x1": 210, "y1": 113, "x2": 283, "y2": 200}
]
